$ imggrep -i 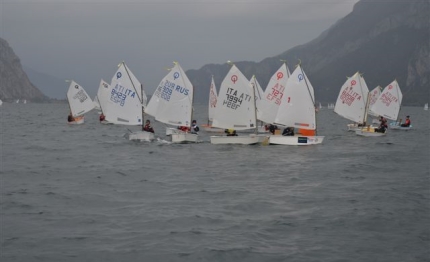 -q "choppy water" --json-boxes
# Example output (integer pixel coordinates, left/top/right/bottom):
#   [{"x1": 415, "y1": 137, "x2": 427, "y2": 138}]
[{"x1": 1, "y1": 103, "x2": 429, "y2": 262}]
